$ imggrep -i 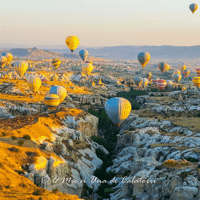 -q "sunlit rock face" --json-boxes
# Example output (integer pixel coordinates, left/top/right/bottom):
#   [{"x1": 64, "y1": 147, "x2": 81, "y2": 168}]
[{"x1": 0, "y1": 108, "x2": 104, "y2": 198}]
